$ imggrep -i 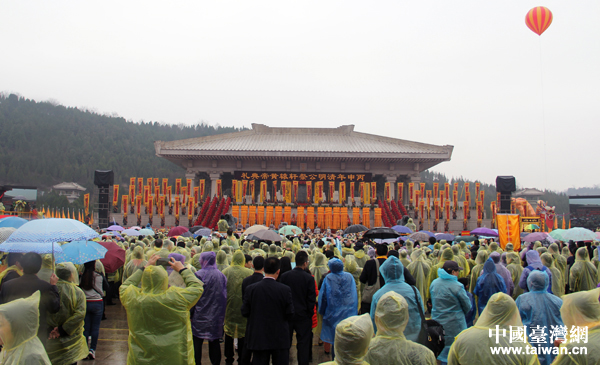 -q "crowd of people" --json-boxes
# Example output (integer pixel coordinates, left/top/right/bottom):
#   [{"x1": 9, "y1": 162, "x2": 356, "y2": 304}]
[{"x1": 0, "y1": 220, "x2": 599, "y2": 364}]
